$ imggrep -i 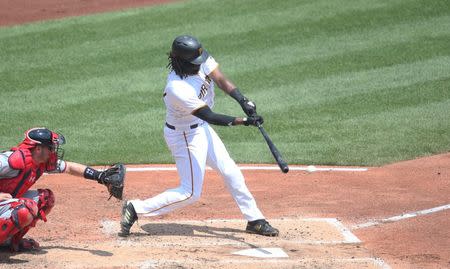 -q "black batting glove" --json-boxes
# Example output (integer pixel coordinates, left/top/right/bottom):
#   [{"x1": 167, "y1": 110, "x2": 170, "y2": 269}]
[
  {"x1": 240, "y1": 97, "x2": 257, "y2": 117},
  {"x1": 243, "y1": 115, "x2": 264, "y2": 126},
  {"x1": 230, "y1": 88, "x2": 257, "y2": 117}
]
